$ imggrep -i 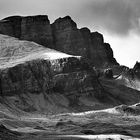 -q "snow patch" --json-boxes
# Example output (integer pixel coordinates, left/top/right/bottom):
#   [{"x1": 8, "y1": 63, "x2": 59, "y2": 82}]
[
  {"x1": 61, "y1": 134, "x2": 138, "y2": 140},
  {"x1": 42, "y1": 52, "x2": 80, "y2": 60}
]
